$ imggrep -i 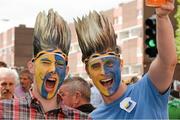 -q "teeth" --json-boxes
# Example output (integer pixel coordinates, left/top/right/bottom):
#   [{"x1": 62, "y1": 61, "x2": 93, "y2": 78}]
[
  {"x1": 100, "y1": 79, "x2": 111, "y2": 82},
  {"x1": 48, "y1": 78, "x2": 56, "y2": 81}
]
